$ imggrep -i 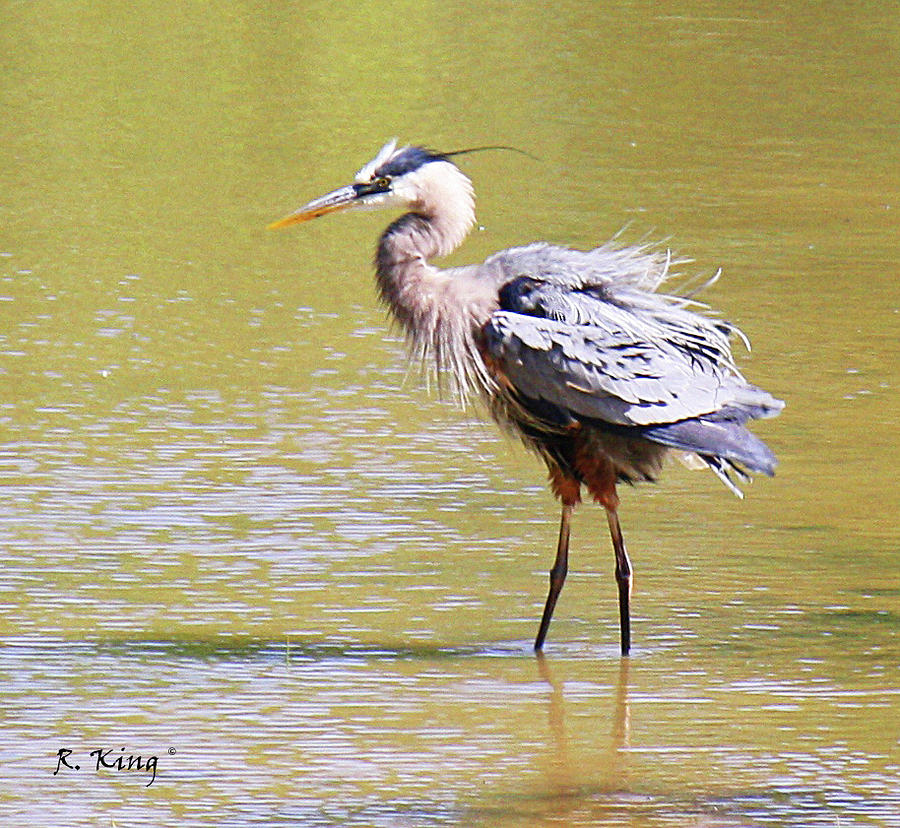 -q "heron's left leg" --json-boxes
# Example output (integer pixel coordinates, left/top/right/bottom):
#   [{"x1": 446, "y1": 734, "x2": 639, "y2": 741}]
[
  {"x1": 605, "y1": 505, "x2": 632, "y2": 656},
  {"x1": 590, "y1": 468, "x2": 632, "y2": 657}
]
